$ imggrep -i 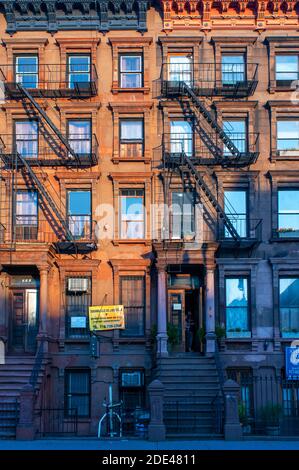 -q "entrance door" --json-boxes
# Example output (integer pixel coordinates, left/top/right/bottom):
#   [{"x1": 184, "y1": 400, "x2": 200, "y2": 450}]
[
  {"x1": 10, "y1": 289, "x2": 38, "y2": 353},
  {"x1": 168, "y1": 289, "x2": 185, "y2": 351}
]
